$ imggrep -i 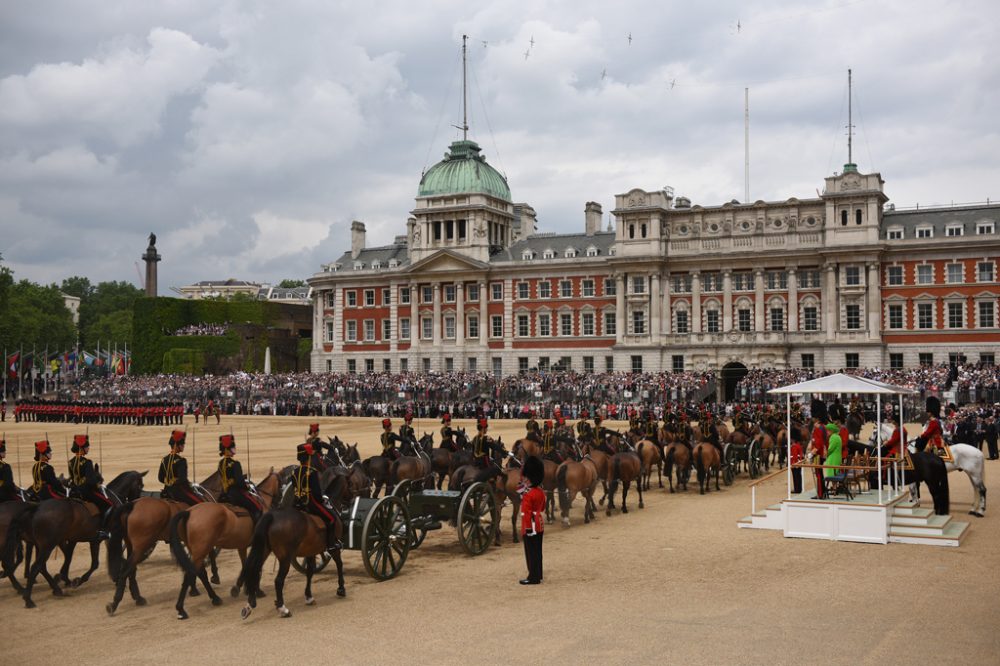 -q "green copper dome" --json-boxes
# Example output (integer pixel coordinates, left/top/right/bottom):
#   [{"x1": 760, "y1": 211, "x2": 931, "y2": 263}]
[{"x1": 418, "y1": 139, "x2": 511, "y2": 201}]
